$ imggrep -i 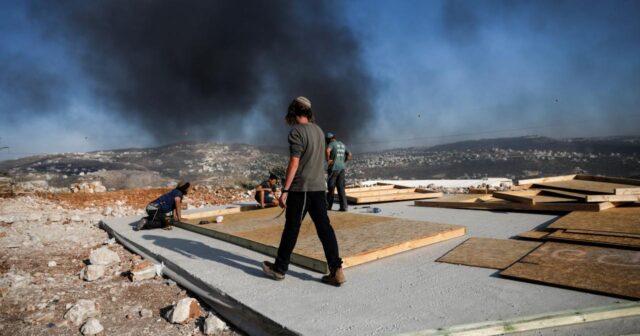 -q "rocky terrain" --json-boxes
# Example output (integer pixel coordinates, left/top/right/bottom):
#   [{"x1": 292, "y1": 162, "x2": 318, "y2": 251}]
[
  {"x1": 0, "y1": 136, "x2": 639, "y2": 193},
  {"x1": 0, "y1": 190, "x2": 244, "y2": 336}
]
